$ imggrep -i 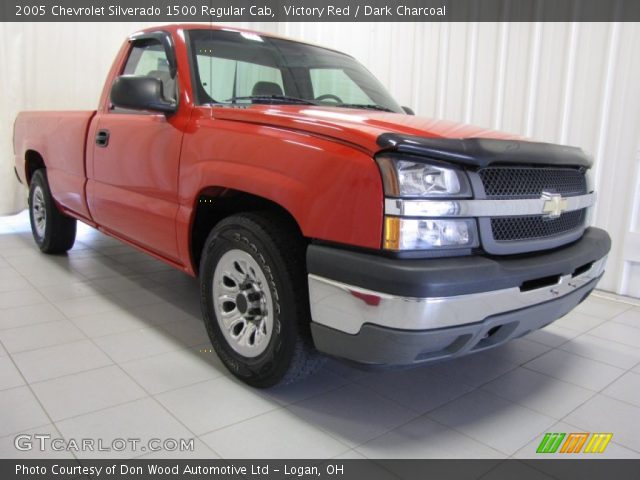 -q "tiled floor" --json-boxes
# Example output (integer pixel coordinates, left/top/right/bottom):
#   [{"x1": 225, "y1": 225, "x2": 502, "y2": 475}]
[{"x1": 1, "y1": 211, "x2": 640, "y2": 459}]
